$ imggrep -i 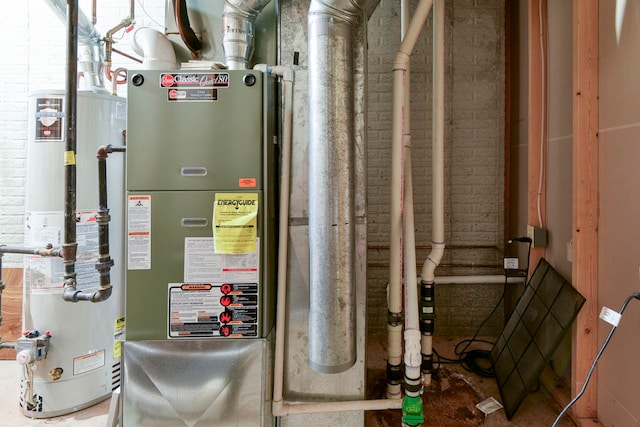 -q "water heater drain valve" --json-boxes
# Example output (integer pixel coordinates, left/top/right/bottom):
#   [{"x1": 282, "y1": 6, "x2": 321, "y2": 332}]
[{"x1": 16, "y1": 330, "x2": 51, "y2": 365}]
